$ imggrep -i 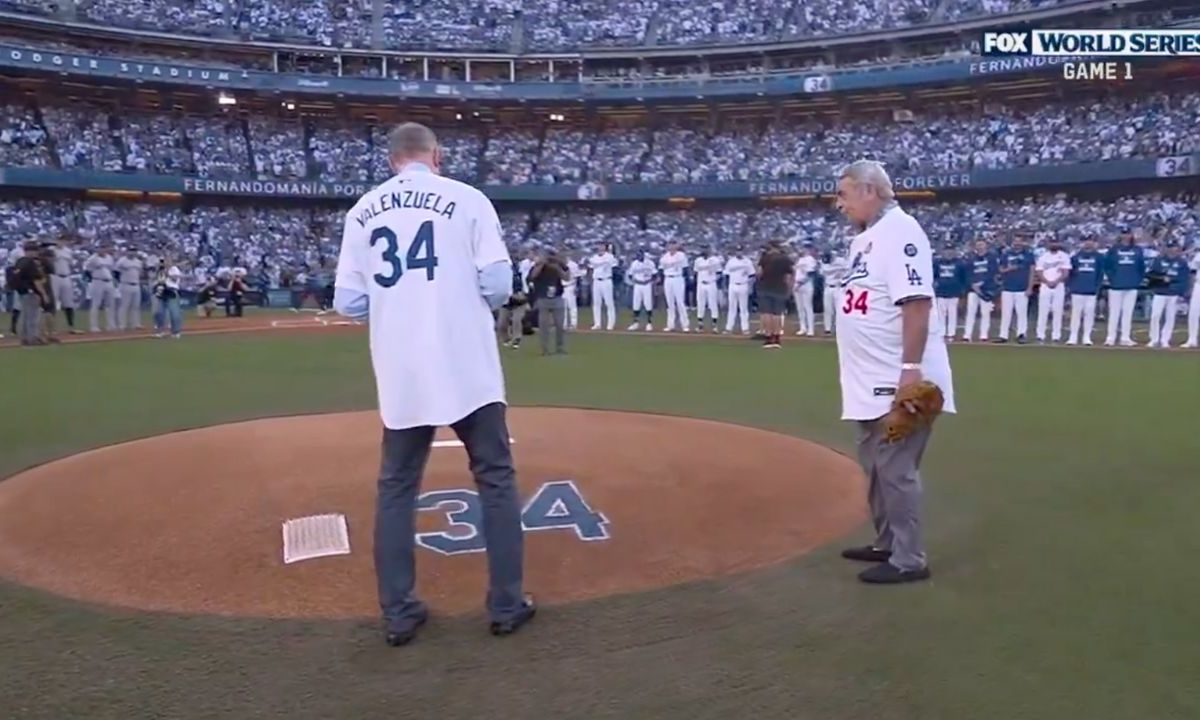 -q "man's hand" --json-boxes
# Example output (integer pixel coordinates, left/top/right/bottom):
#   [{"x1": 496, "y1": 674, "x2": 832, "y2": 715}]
[{"x1": 899, "y1": 367, "x2": 923, "y2": 390}]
